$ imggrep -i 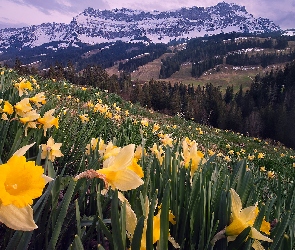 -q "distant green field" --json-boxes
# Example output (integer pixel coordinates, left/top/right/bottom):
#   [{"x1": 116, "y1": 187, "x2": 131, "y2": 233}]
[{"x1": 168, "y1": 63, "x2": 262, "y2": 93}]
